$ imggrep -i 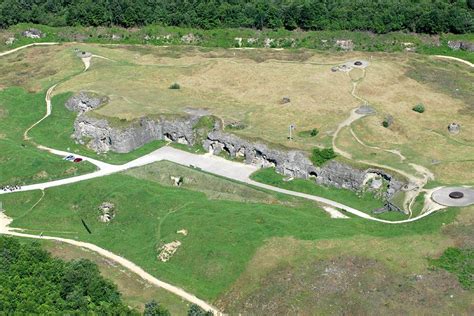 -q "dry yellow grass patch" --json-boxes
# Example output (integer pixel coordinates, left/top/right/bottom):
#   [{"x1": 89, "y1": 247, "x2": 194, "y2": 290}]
[{"x1": 6, "y1": 43, "x2": 470, "y2": 184}]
